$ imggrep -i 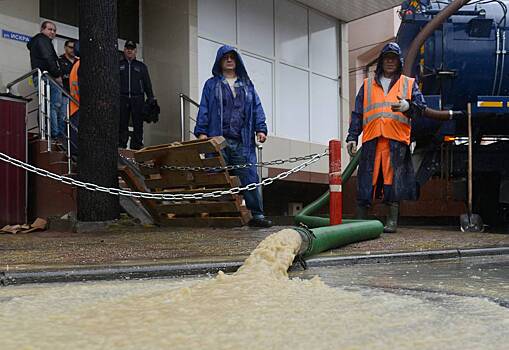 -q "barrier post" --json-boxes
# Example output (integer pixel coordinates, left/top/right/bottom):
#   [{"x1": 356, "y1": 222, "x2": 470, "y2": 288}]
[{"x1": 329, "y1": 139, "x2": 342, "y2": 225}]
